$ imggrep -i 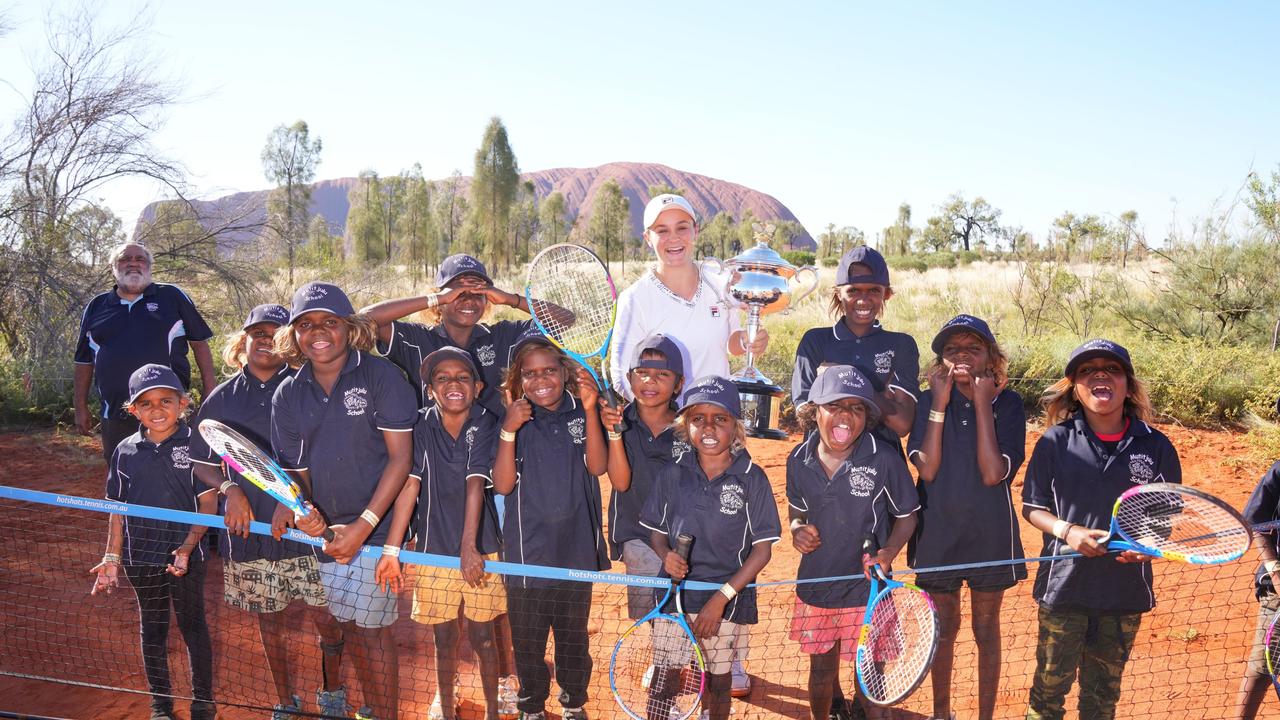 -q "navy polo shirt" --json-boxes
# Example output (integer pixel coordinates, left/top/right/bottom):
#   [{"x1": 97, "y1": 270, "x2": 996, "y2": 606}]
[
  {"x1": 75, "y1": 283, "x2": 213, "y2": 418},
  {"x1": 786, "y1": 431, "x2": 919, "y2": 609},
  {"x1": 1242, "y1": 461, "x2": 1280, "y2": 595},
  {"x1": 907, "y1": 387, "x2": 1027, "y2": 584},
  {"x1": 1022, "y1": 413, "x2": 1182, "y2": 614},
  {"x1": 607, "y1": 403, "x2": 690, "y2": 560},
  {"x1": 271, "y1": 351, "x2": 418, "y2": 559},
  {"x1": 106, "y1": 424, "x2": 212, "y2": 567},
  {"x1": 502, "y1": 391, "x2": 610, "y2": 587},
  {"x1": 380, "y1": 319, "x2": 533, "y2": 414},
  {"x1": 408, "y1": 404, "x2": 502, "y2": 556},
  {"x1": 190, "y1": 366, "x2": 309, "y2": 563},
  {"x1": 640, "y1": 450, "x2": 782, "y2": 623}
]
